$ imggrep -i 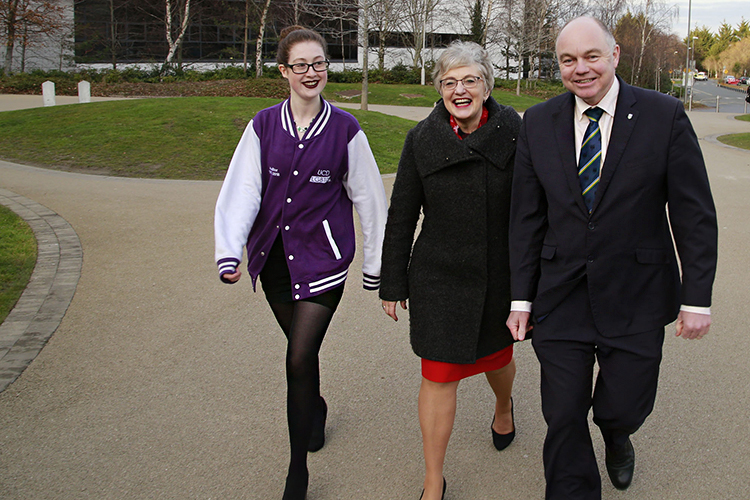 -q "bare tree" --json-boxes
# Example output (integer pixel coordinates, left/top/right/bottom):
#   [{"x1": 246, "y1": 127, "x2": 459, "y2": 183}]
[
  {"x1": 1, "y1": 0, "x2": 63, "y2": 73},
  {"x1": 161, "y1": 0, "x2": 192, "y2": 75},
  {"x1": 254, "y1": 0, "x2": 272, "y2": 77},
  {"x1": 399, "y1": 0, "x2": 444, "y2": 71},
  {"x1": 626, "y1": 0, "x2": 677, "y2": 87},
  {"x1": 368, "y1": 0, "x2": 399, "y2": 71},
  {"x1": 591, "y1": 0, "x2": 626, "y2": 31}
]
